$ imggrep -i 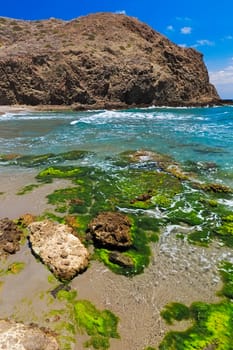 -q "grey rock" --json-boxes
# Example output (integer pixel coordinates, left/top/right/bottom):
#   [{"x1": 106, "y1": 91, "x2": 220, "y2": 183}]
[{"x1": 0, "y1": 320, "x2": 59, "y2": 350}]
